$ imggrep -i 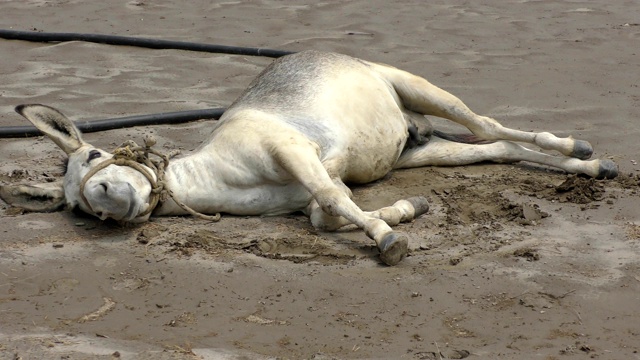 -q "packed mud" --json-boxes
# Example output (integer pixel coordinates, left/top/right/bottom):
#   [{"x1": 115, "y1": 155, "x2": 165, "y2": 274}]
[
  {"x1": 1, "y1": 1, "x2": 640, "y2": 359},
  {"x1": 155, "y1": 168, "x2": 620, "y2": 267},
  {"x1": 2, "y1": 165, "x2": 639, "y2": 359}
]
